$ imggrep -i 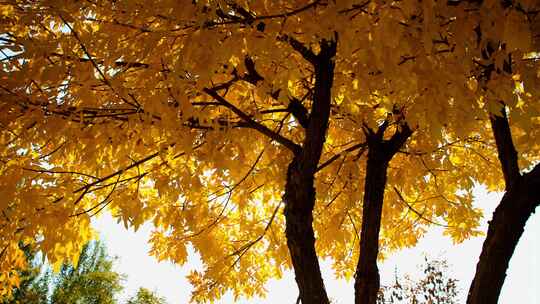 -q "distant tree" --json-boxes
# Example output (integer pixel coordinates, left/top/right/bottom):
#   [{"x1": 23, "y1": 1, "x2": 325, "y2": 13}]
[
  {"x1": 126, "y1": 288, "x2": 167, "y2": 304},
  {"x1": 3, "y1": 240, "x2": 123, "y2": 304},
  {"x1": 3, "y1": 240, "x2": 171, "y2": 304},
  {"x1": 378, "y1": 257, "x2": 459, "y2": 304},
  {"x1": 50, "y1": 241, "x2": 124, "y2": 304}
]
